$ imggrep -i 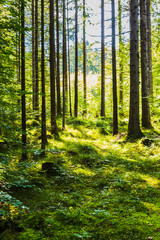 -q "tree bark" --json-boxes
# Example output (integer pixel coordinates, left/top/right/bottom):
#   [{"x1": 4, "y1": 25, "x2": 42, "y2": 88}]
[
  {"x1": 101, "y1": 0, "x2": 105, "y2": 117},
  {"x1": 118, "y1": 0, "x2": 124, "y2": 116},
  {"x1": 67, "y1": 0, "x2": 72, "y2": 117},
  {"x1": 56, "y1": 0, "x2": 61, "y2": 115},
  {"x1": 112, "y1": 0, "x2": 118, "y2": 135},
  {"x1": 83, "y1": 0, "x2": 87, "y2": 117},
  {"x1": 32, "y1": 0, "x2": 36, "y2": 111},
  {"x1": 41, "y1": 0, "x2": 47, "y2": 152},
  {"x1": 21, "y1": 0, "x2": 27, "y2": 159},
  {"x1": 50, "y1": 0, "x2": 58, "y2": 135},
  {"x1": 74, "y1": 0, "x2": 78, "y2": 117},
  {"x1": 62, "y1": 0, "x2": 67, "y2": 129},
  {"x1": 146, "y1": 0, "x2": 153, "y2": 99},
  {"x1": 128, "y1": 0, "x2": 142, "y2": 138},
  {"x1": 35, "y1": 0, "x2": 39, "y2": 121},
  {"x1": 140, "y1": 0, "x2": 152, "y2": 128}
]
